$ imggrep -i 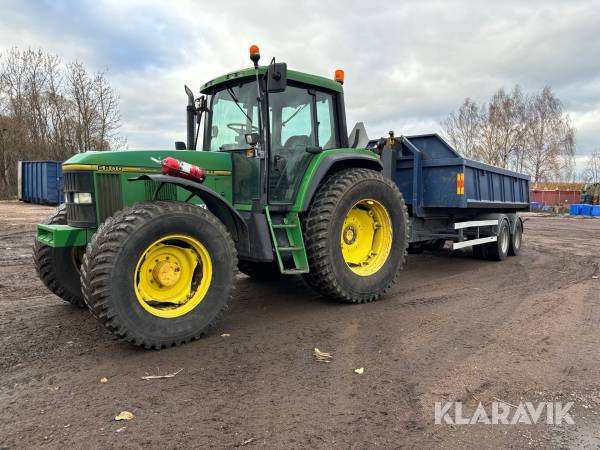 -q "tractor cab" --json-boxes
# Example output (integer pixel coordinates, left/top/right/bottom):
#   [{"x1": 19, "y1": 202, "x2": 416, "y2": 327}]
[{"x1": 186, "y1": 48, "x2": 349, "y2": 211}]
